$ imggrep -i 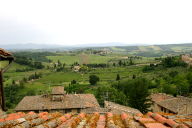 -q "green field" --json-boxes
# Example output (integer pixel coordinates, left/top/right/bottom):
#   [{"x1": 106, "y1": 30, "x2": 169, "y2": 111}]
[{"x1": 47, "y1": 54, "x2": 118, "y2": 65}]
